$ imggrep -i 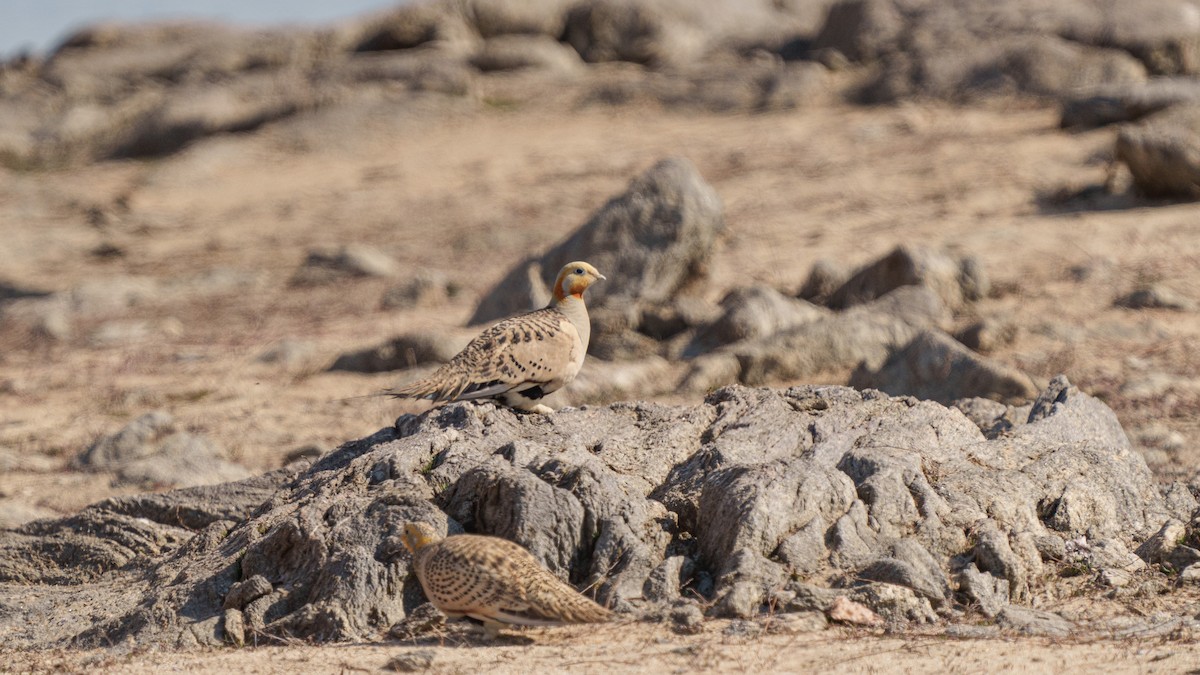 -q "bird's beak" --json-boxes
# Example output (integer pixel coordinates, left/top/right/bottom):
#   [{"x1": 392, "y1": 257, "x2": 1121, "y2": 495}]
[{"x1": 597, "y1": 272, "x2": 607, "y2": 281}]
